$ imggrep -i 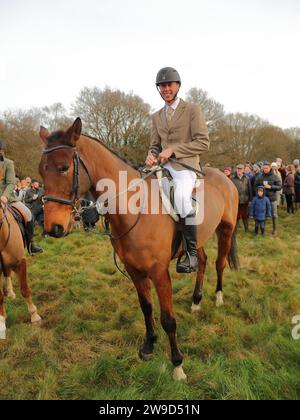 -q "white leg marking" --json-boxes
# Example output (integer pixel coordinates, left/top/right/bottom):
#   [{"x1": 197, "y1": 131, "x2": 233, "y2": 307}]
[
  {"x1": 191, "y1": 303, "x2": 201, "y2": 313},
  {"x1": 28, "y1": 303, "x2": 42, "y2": 324},
  {"x1": 216, "y1": 291, "x2": 224, "y2": 308},
  {"x1": 0, "y1": 315, "x2": 6, "y2": 340},
  {"x1": 173, "y1": 365, "x2": 187, "y2": 382}
]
